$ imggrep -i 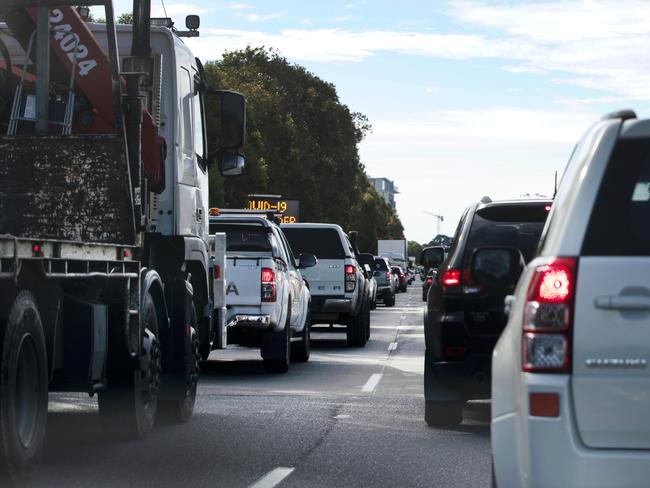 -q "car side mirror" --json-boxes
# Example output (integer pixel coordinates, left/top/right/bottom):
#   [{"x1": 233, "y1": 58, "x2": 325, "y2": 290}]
[
  {"x1": 298, "y1": 253, "x2": 318, "y2": 269},
  {"x1": 420, "y1": 246, "x2": 445, "y2": 270},
  {"x1": 218, "y1": 152, "x2": 245, "y2": 176},
  {"x1": 363, "y1": 264, "x2": 372, "y2": 278},
  {"x1": 471, "y1": 247, "x2": 524, "y2": 290}
]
